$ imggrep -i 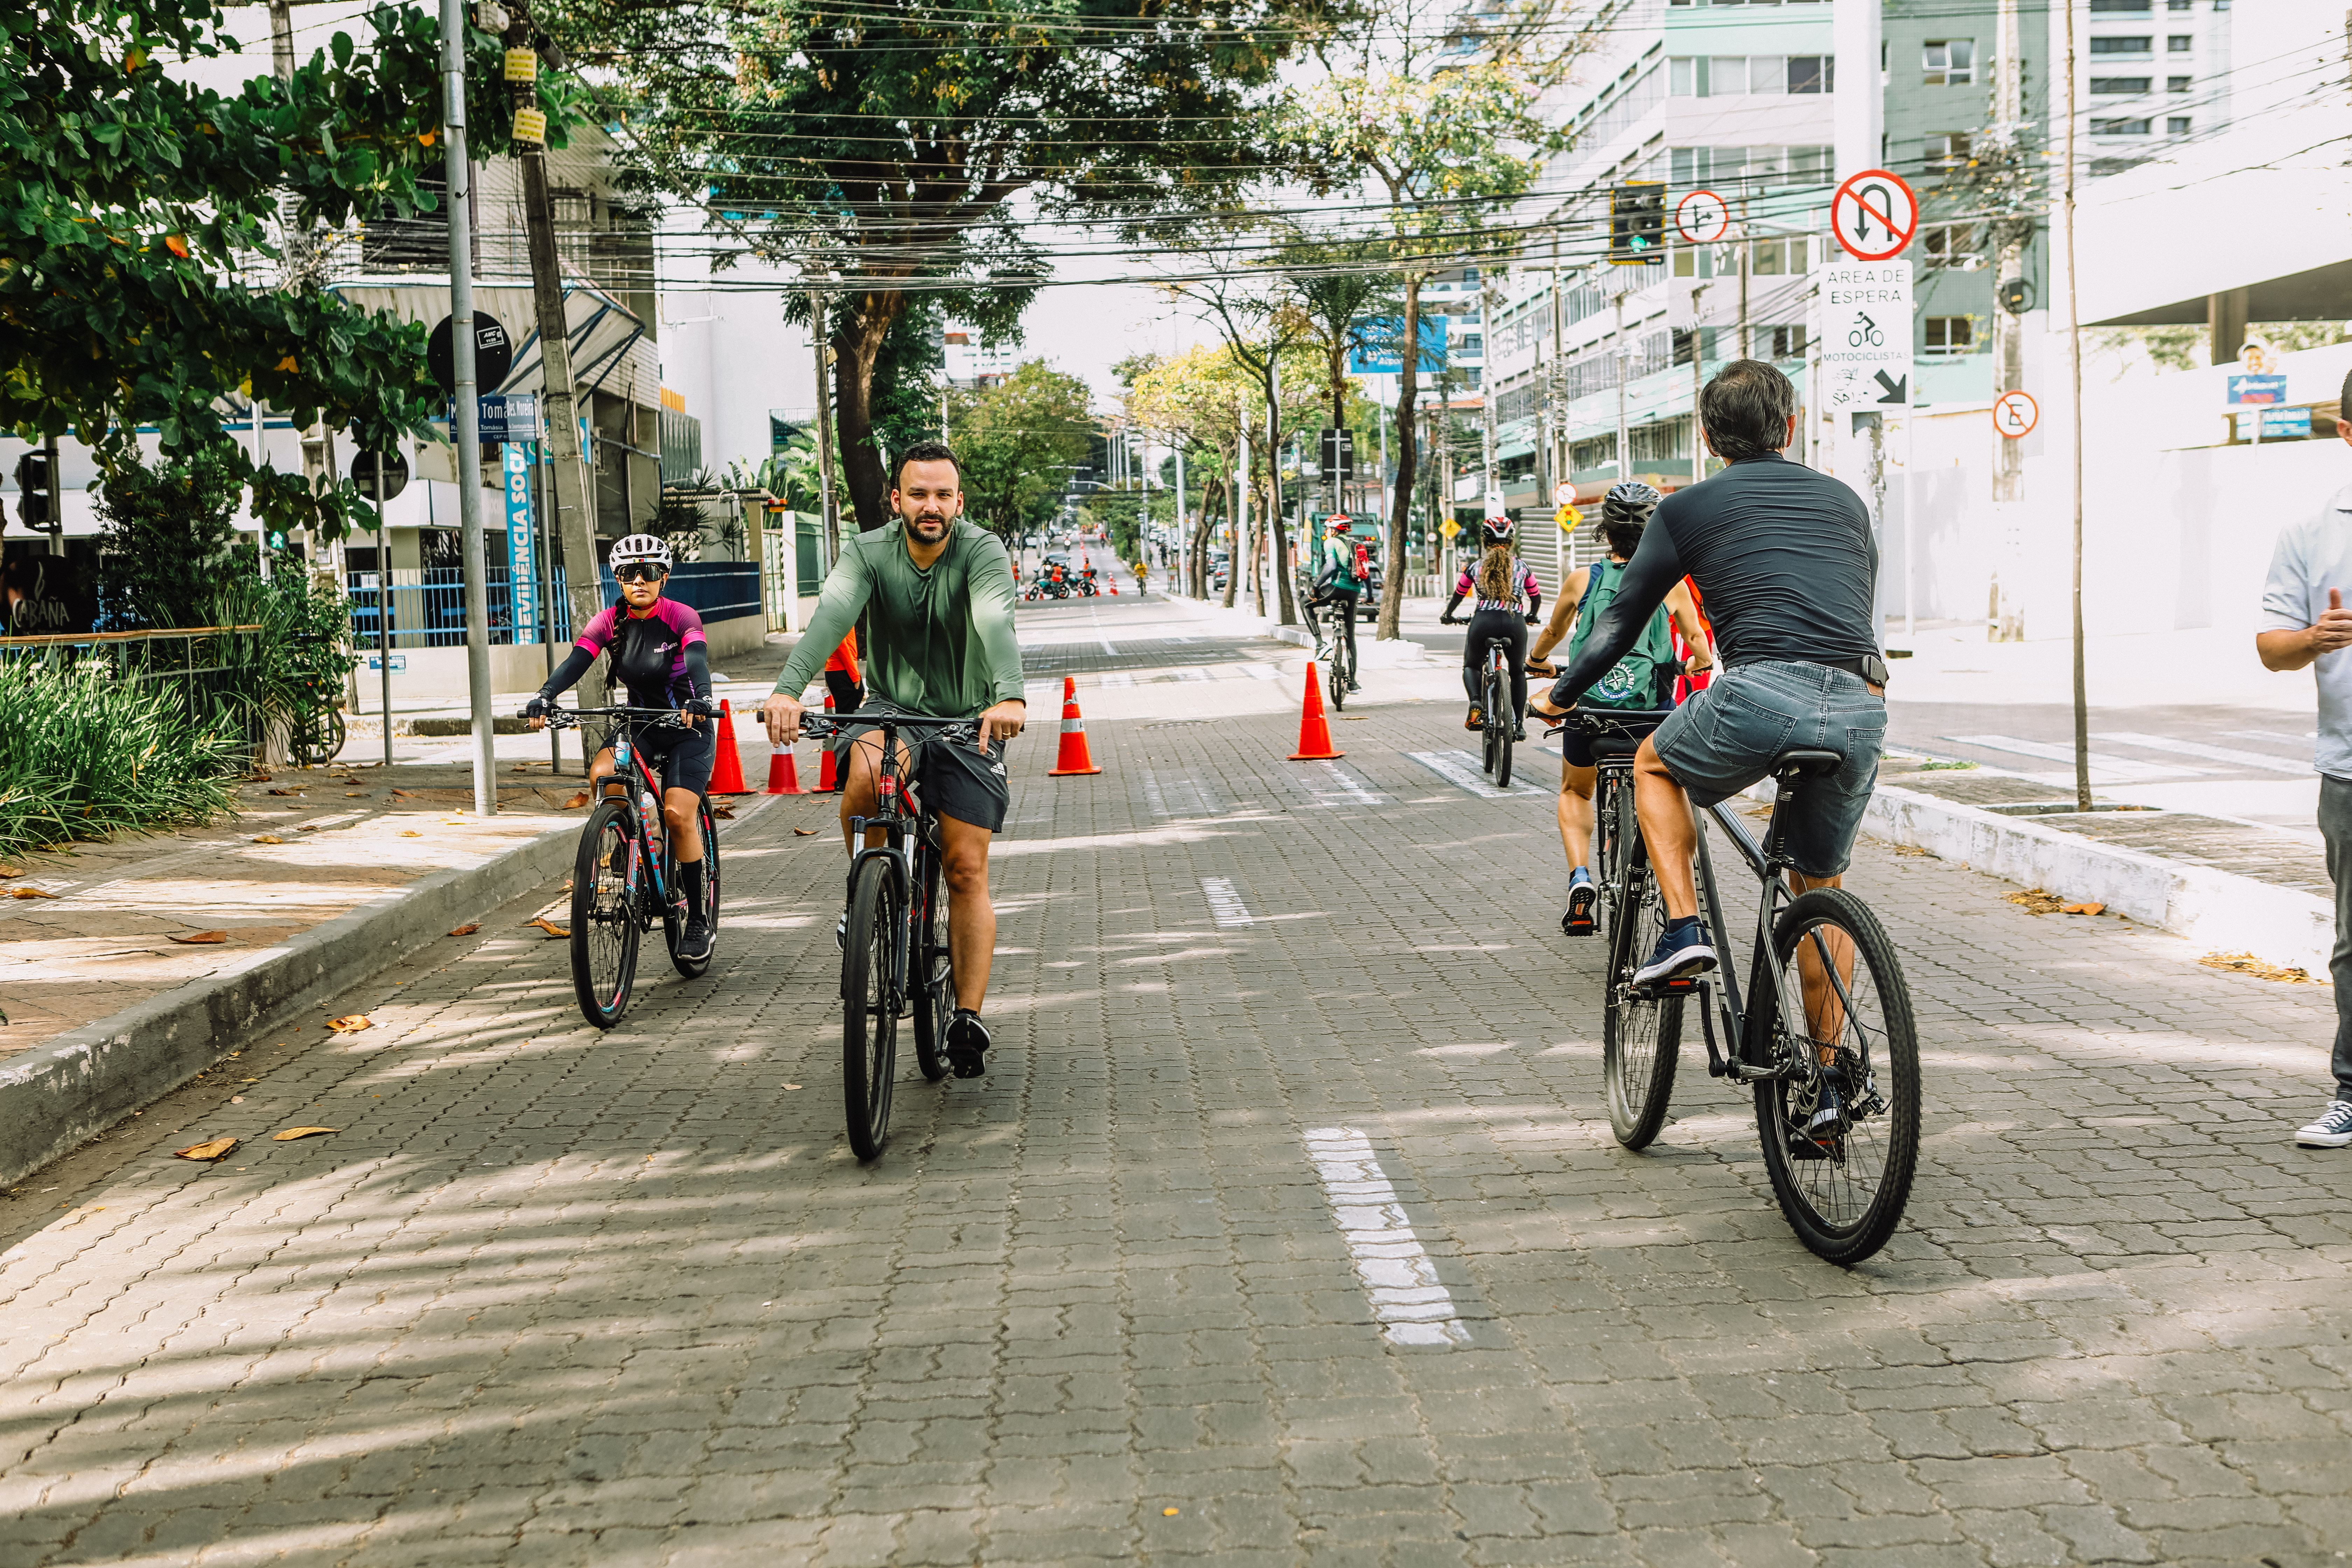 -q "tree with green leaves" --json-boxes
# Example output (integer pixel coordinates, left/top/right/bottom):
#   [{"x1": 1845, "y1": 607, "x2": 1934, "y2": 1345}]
[
  {"x1": 1283, "y1": 0, "x2": 1582, "y2": 636},
  {"x1": 950, "y1": 360, "x2": 1095, "y2": 541},
  {"x1": 1127, "y1": 342, "x2": 1256, "y2": 602},
  {"x1": 603, "y1": 0, "x2": 1321, "y2": 534},
  {"x1": 2, "y1": 0, "x2": 569, "y2": 539}
]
